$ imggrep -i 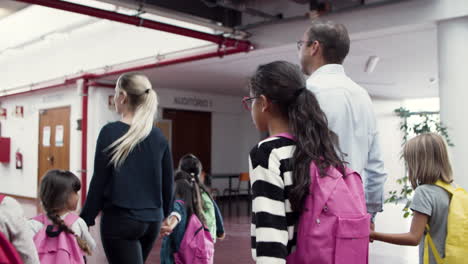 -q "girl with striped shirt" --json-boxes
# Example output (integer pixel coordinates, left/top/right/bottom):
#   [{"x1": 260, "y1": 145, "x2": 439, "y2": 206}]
[{"x1": 244, "y1": 61, "x2": 346, "y2": 264}]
